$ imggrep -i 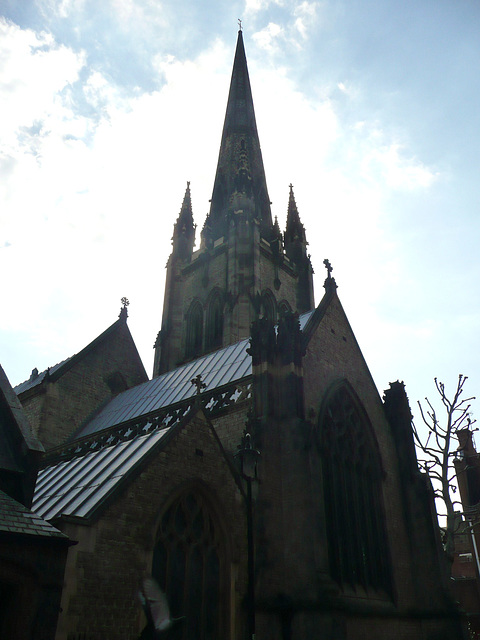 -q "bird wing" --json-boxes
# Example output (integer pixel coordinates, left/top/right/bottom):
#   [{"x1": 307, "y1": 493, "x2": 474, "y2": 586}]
[{"x1": 141, "y1": 577, "x2": 172, "y2": 631}]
